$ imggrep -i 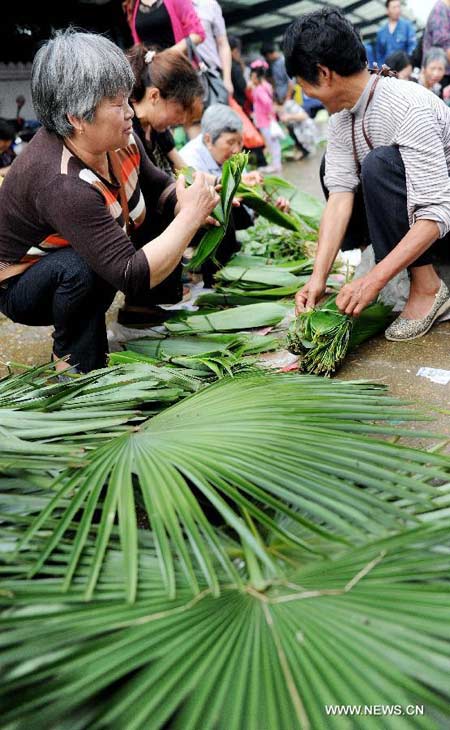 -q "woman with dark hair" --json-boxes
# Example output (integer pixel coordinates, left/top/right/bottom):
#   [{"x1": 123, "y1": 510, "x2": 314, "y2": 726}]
[
  {"x1": 123, "y1": 0, "x2": 204, "y2": 54},
  {"x1": 127, "y1": 45, "x2": 203, "y2": 175},
  {"x1": 119, "y1": 45, "x2": 204, "y2": 322},
  {"x1": 284, "y1": 8, "x2": 450, "y2": 341},
  {"x1": 0, "y1": 30, "x2": 218, "y2": 371}
]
